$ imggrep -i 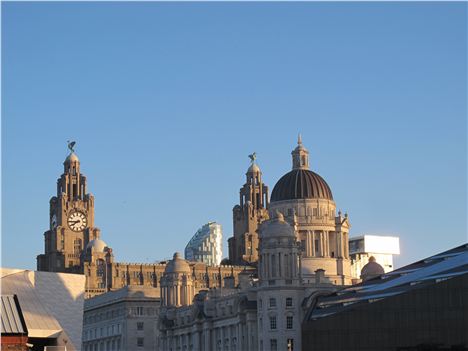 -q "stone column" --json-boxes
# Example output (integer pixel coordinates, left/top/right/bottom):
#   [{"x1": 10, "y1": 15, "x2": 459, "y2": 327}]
[
  {"x1": 305, "y1": 231, "x2": 311, "y2": 257},
  {"x1": 337, "y1": 231, "x2": 343, "y2": 258},
  {"x1": 325, "y1": 231, "x2": 329, "y2": 257},
  {"x1": 319, "y1": 232, "x2": 324, "y2": 257},
  {"x1": 311, "y1": 231, "x2": 316, "y2": 257}
]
